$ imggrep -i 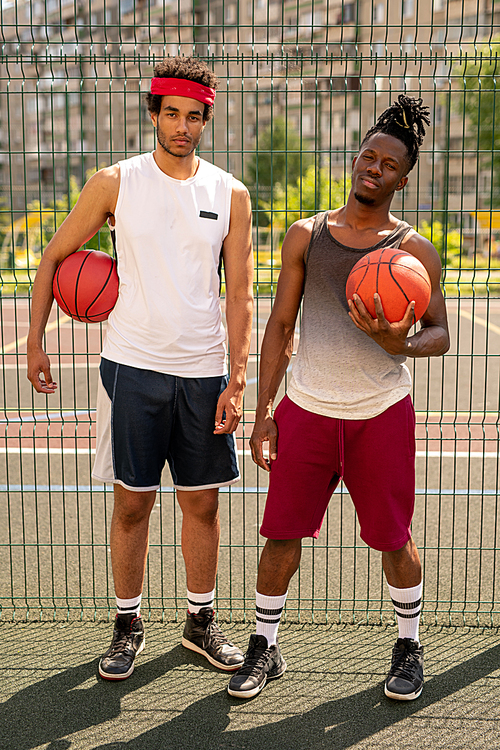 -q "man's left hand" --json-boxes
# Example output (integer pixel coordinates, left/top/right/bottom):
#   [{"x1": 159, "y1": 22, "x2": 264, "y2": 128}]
[
  {"x1": 348, "y1": 293, "x2": 414, "y2": 355},
  {"x1": 213, "y1": 382, "x2": 244, "y2": 434}
]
